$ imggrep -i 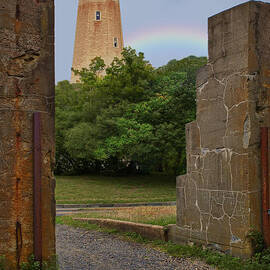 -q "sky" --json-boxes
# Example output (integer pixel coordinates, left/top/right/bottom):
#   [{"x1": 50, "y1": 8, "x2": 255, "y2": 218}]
[{"x1": 55, "y1": 0, "x2": 270, "y2": 83}]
